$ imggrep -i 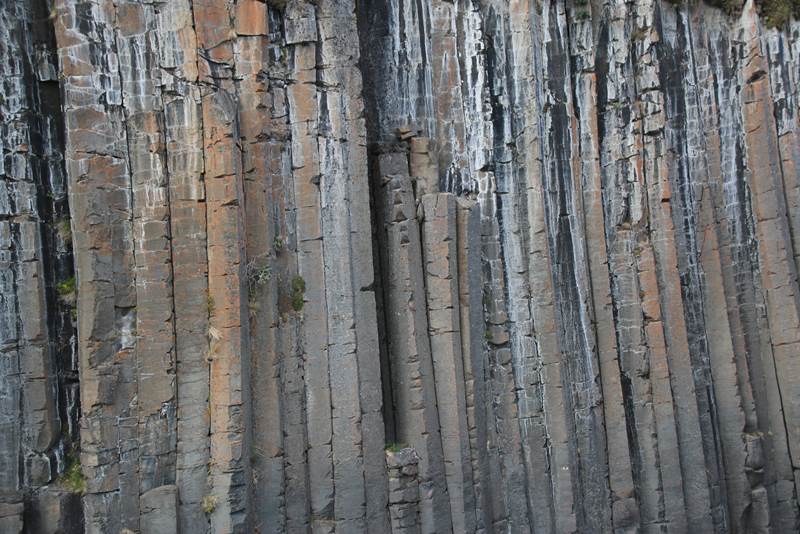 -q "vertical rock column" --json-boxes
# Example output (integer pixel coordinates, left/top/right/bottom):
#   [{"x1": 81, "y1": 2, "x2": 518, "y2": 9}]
[
  {"x1": 632, "y1": 2, "x2": 716, "y2": 529},
  {"x1": 420, "y1": 191, "x2": 476, "y2": 533},
  {"x1": 474, "y1": 161, "x2": 531, "y2": 534},
  {"x1": 594, "y1": 2, "x2": 704, "y2": 530},
  {"x1": 54, "y1": 1, "x2": 139, "y2": 531},
  {"x1": 114, "y1": 3, "x2": 179, "y2": 530},
  {"x1": 690, "y1": 10, "x2": 763, "y2": 528},
  {"x1": 455, "y1": 197, "x2": 493, "y2": 533},
  {"x1": 428, "y1": 0, "x2": 470, "y2": 191},
  {"x1": 201, "y1": 73, "x2": 251, "y2": 534},
  {"x1": 0, "y1": 1, "x2": 79, "y2": 531},
  {"x1": 765, "y1": 24, "x2": 800, "y2": 280},
  {"x1": 660, "y1": 4, "x2": 754, "y2": 529},
  {"x1": 481, "y1": 6, "x2": 549, "y2": 532},
  {"x1": 316, "y1": 1, "x2": 389, "y2": 530},
  {"x1": 236, "y1": 1, "x2": 391, "y2": 532},
  {"x1": 285, "y1": 3, "x2": 333, "y2": 530},
  {"x1": 239, "y1": 3, "x2": 289, "y2": 533},
  {"x1": 538, "y1": 1, "x2": 613, "y2": 530},
  {"x1": 373, "y1": 149, "x2": 452, "y2": 534},
  {"x1": 703, "y1": 10, "x2": 798, "y2": 530},
  {"x1": 739, "y1": 5, "x2": 800, "y2": 513},
  {"x1": 191, "y1": 1, "x2": 254, "y2": 531},
  {"x1": 386, "y1": 448, "x2": 422, "y2": 534},
  {"x1": 157, "y1": 0, "x2": 210, "y2": 530},
  {"x1": 564, "y1": 2, "x2": 639, "y2": 529}
]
